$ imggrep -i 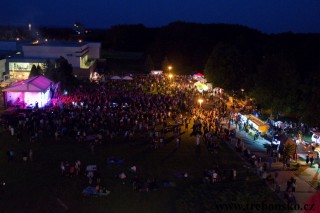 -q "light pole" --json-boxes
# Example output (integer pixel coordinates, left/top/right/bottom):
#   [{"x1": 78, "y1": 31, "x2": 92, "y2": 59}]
[
  {"x1": 198, "y1": 98, "x2": 203, "y2": 108},
  {"x1": 241, "y1": 88, "x2": 245, "y2": 100},
  {"x1": 168, "y1": 65, "x2": 173, "y2": 81}
]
